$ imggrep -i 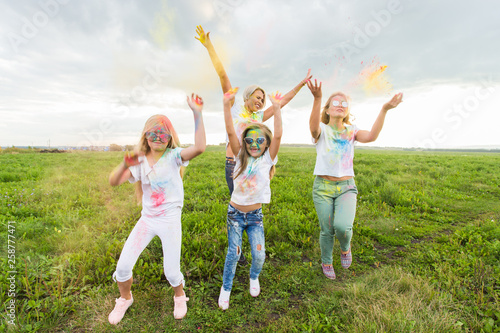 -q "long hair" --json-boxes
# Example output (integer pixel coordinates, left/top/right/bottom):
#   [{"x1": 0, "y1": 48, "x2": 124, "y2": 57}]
[
  {"x1": 234, "y1": 123, "x2": 276, "y2": 180},
  {"x1": 134, "y1": 114, "x2": 184, "y2": 204},
  {"x1": 321, "y1": 91, "x2": 353, "y2": 125}
]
